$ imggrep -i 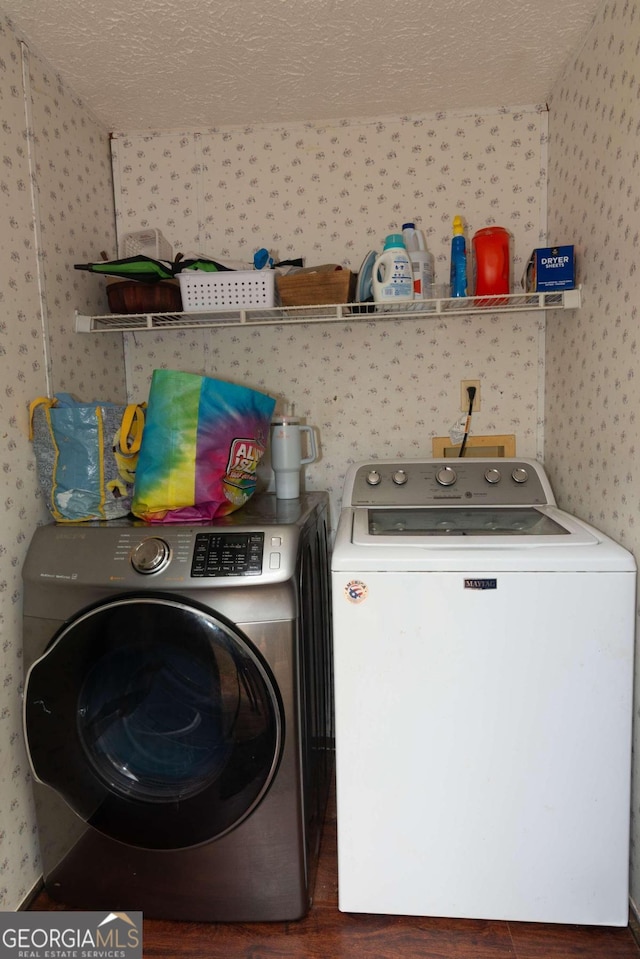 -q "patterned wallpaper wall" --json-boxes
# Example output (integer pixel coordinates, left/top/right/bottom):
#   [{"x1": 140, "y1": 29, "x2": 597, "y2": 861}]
[
  {"x1": 112, "y1": 111, "x2": 549, "y2": 279},
  {"x1": 121, "y1": 315, "x2": 546, "y2": 518},
  {"x1": 0, "y1": 22, "x2": 44, "y2": 910},
  {"x1": 545, "y1": 0, "x2": 640, "y2": 907},
  {"x1": 0, "y1": 15, "x2": 119, "y2": 908},
  {"x1": 28, "y1": 54, "x2": 124, "y2": 399},
  {"x1": 112, "y1": 108, "x2": 551, "y2": 524}
]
